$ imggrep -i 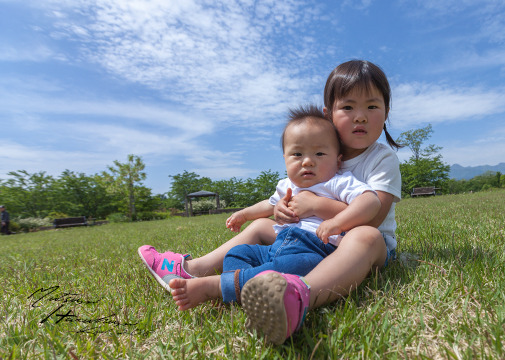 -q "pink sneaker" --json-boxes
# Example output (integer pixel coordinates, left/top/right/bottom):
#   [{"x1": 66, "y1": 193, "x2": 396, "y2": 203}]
[
  {"x1": 241, "y1": 270, "x2": 310, "y2": 345},
  {"x1": 138, "y1": 245, "x2": 193, "y2": 292}
]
